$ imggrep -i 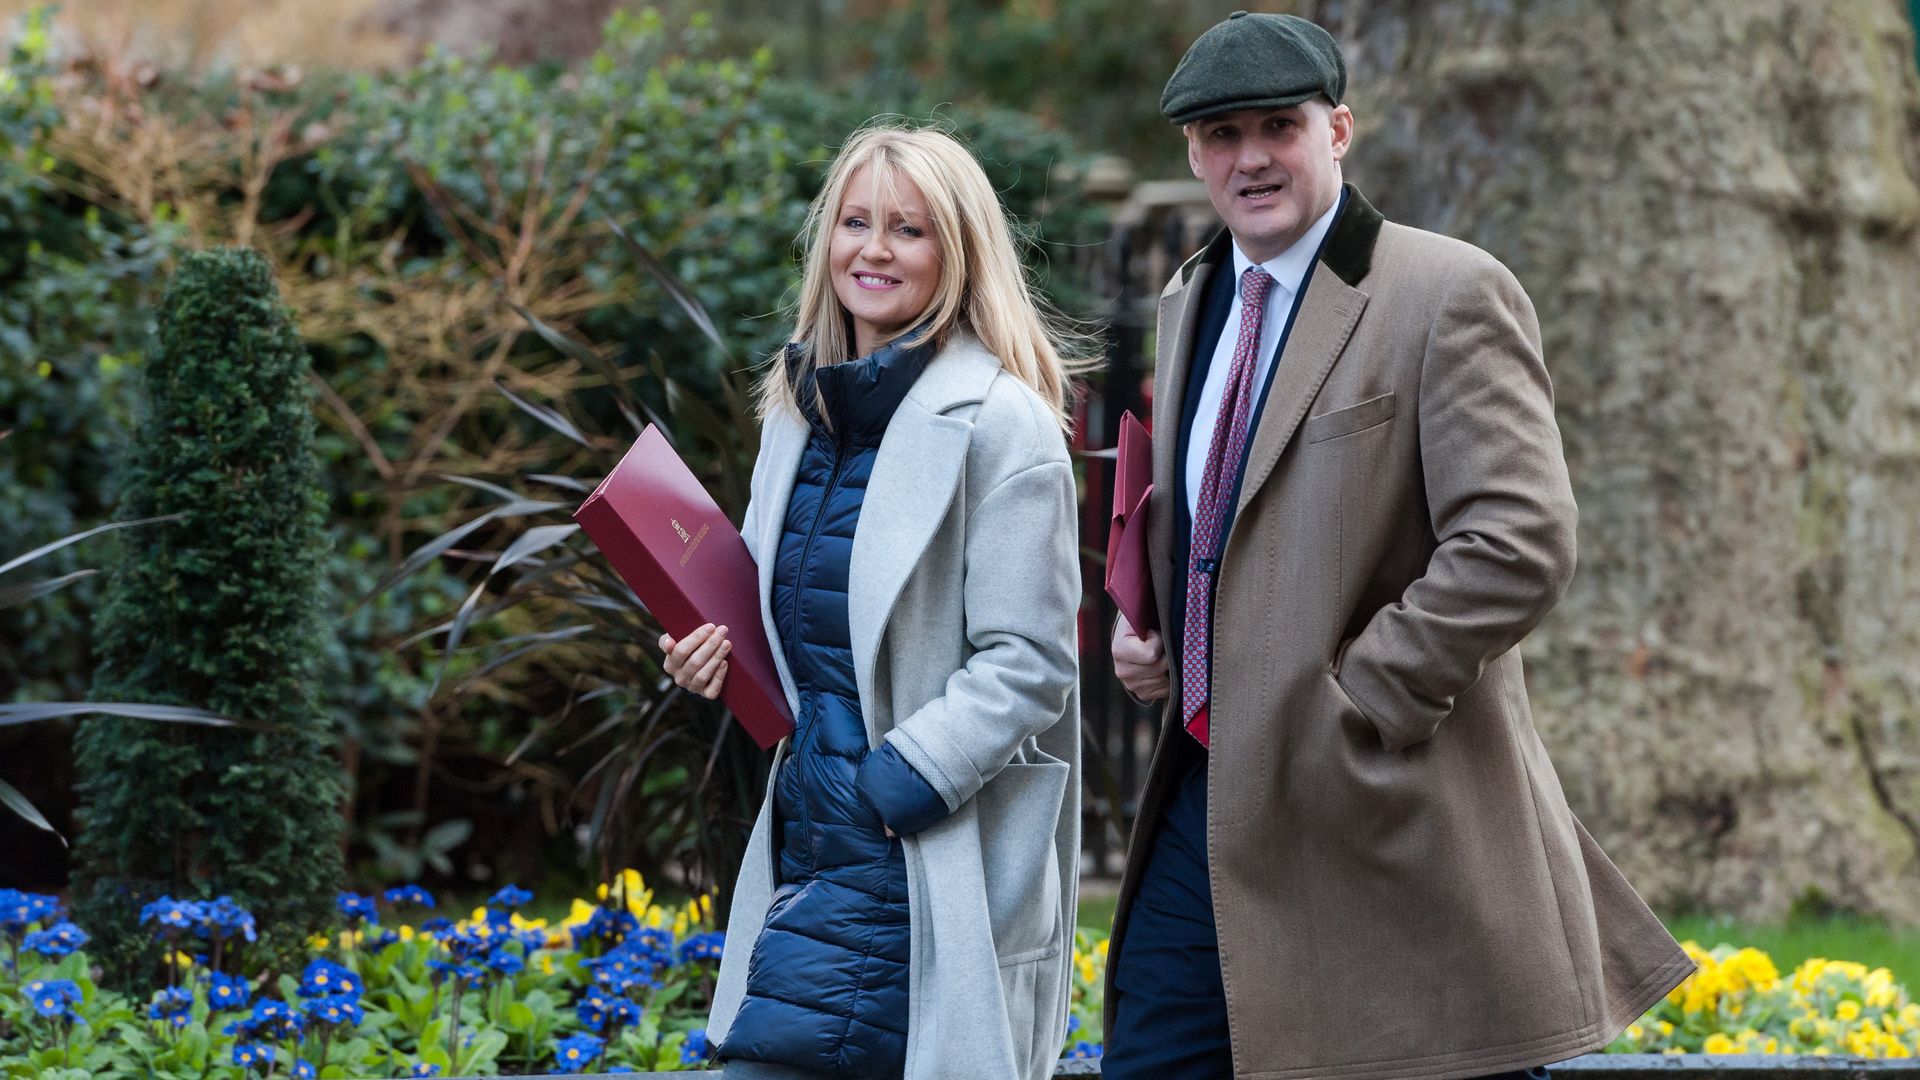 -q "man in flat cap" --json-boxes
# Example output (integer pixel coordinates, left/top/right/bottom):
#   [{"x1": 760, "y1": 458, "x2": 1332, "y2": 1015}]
[{"x1": 1105, "y1": 11, "x2": 1692, "y2": 1079}]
